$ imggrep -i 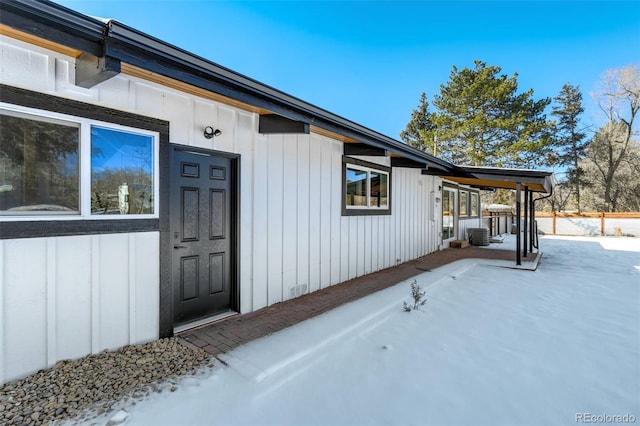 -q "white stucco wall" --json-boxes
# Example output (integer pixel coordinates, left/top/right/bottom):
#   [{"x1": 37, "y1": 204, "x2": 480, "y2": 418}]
[{"x1": 0, "y1": 35, "x2": 444, "y2": 383}]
